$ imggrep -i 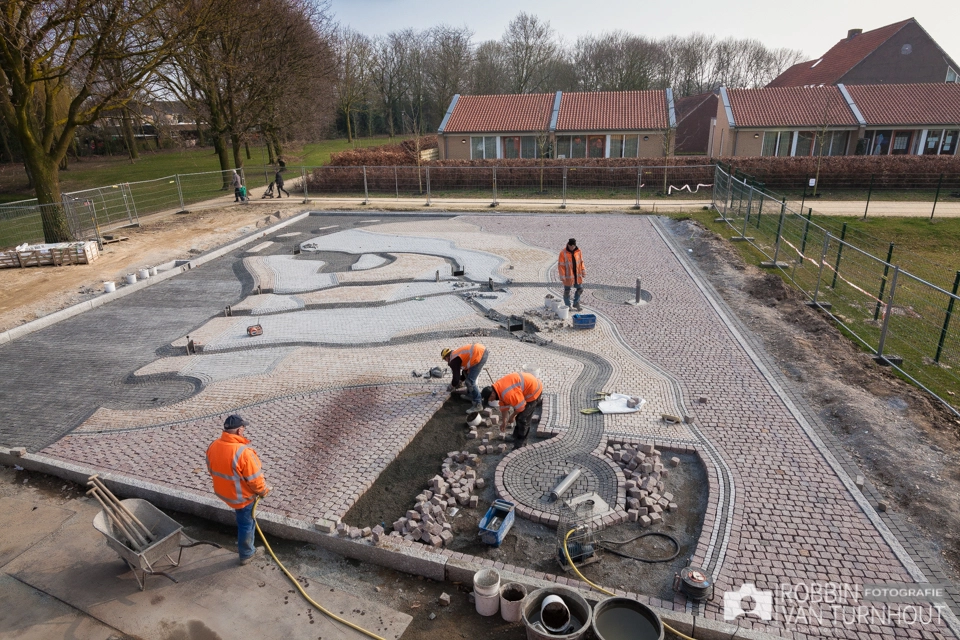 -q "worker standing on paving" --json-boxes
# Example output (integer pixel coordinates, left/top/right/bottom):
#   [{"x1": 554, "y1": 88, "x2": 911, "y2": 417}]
[
  {"x1": 558, "y1": 238, "x2": 585, "y2": 311},
  {"x1": 481, "y1": 372, "x2": 543, "y2": 446},
  {"x1": 441, "y1": 343, "x2": 488, "y2": 414},
  {"x1": 206, "y1": 414, "x2": 271, "y2": 565}
]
